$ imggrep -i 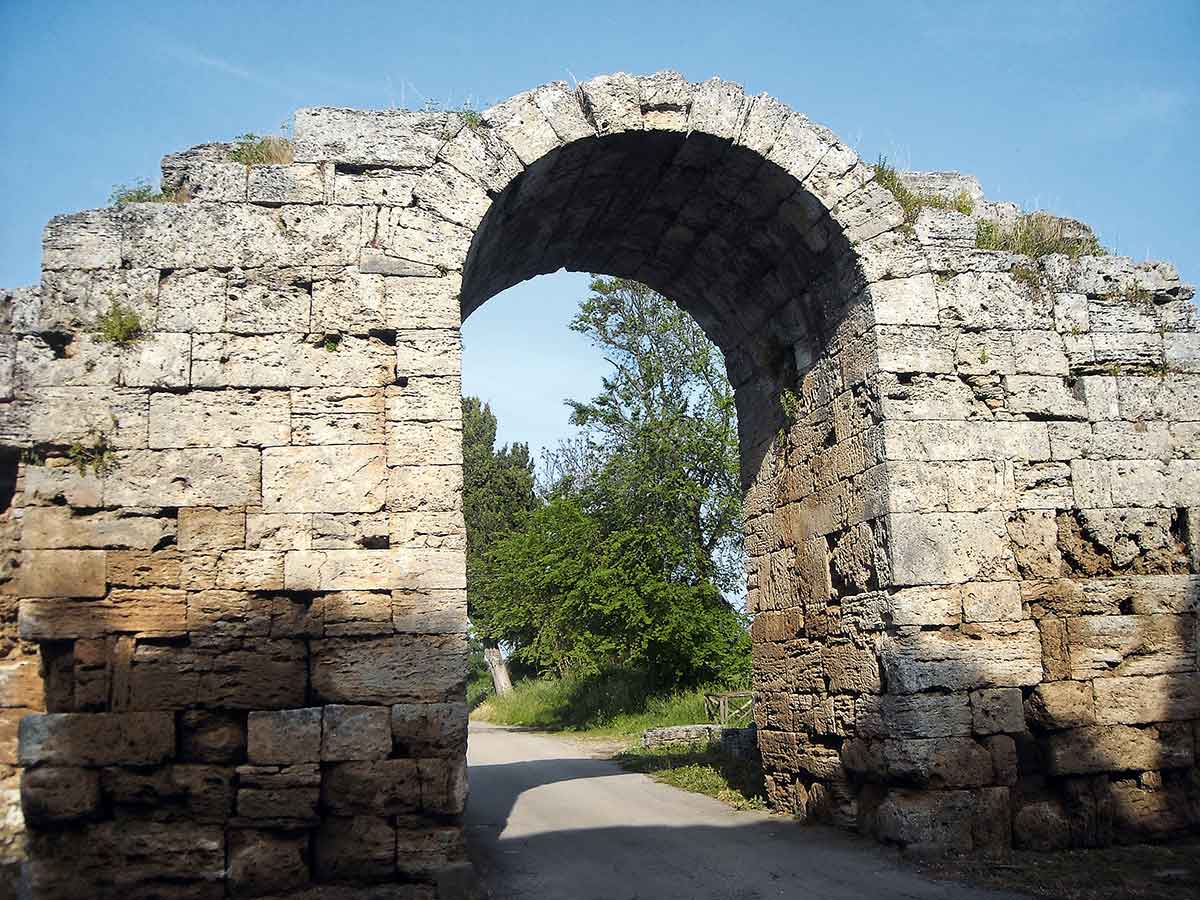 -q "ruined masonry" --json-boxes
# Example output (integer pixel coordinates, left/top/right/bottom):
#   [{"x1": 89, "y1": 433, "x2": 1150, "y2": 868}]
[{"x1": 0, "y1": 71, "x2": 1197, "y2": 897}]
